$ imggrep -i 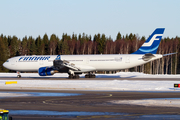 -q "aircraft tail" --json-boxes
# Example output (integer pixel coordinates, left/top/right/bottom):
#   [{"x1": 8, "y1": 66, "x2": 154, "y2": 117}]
[{"x1": 132, "y1": 28, "x2": 165, "y2": 54}]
